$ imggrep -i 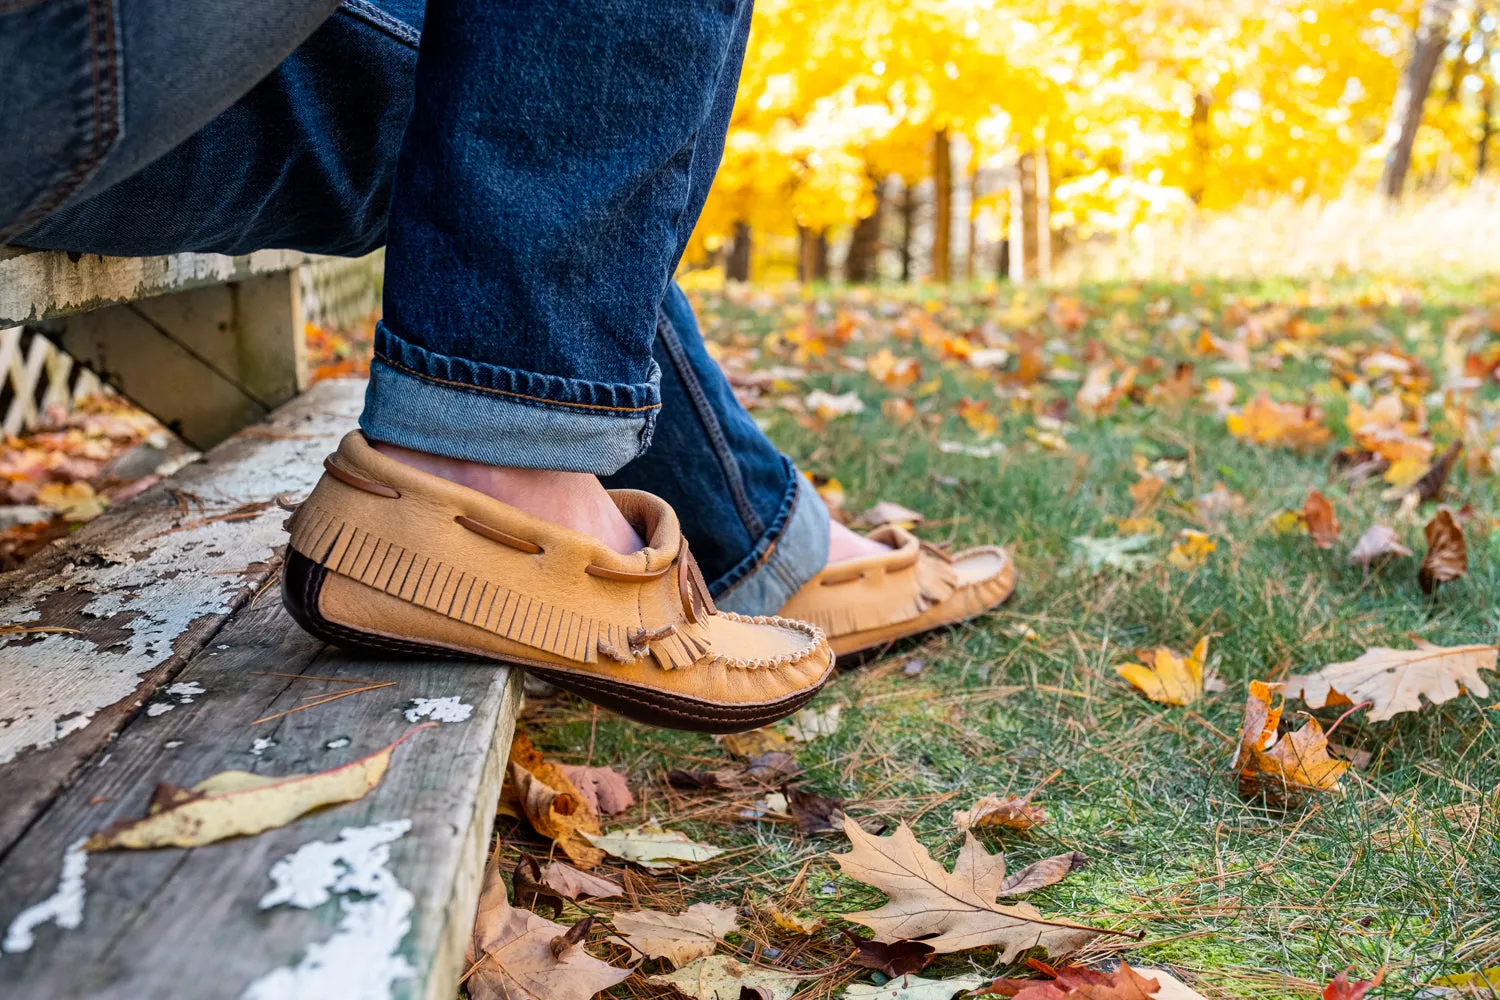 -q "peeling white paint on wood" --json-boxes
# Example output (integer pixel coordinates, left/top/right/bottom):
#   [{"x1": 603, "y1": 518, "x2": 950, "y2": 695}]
[
  {"x1": 326, "y1": 737, "x2": 351, "y2": 749},
  {"x1": 403, "y1": 697, "x2": 474, "y2": 724},
  {"x1": 0, "y1": 382, "x2": 362, "y2": 766},
  {"x1": 250, "y1": 738, "x2": 276, "y2": 756},
  {"x1": 2, "y1": 838, "x2": 87, "y2": 954},
  {"x1": 242, "y1": 821, "x2": 416, "y2": 1000},
  {"x1": 166, "y1": 682, "x2": 205, "y2": 702},
  {"x1": 145, "y1": 703, "x2": 174, "y2": 717}
]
